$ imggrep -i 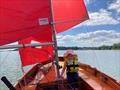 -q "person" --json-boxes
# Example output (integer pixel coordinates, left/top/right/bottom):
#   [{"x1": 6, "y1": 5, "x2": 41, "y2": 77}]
[{"x1": 61, "y1": 50, "x2": 79, "y2": 90}]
